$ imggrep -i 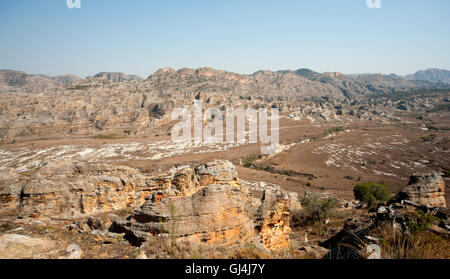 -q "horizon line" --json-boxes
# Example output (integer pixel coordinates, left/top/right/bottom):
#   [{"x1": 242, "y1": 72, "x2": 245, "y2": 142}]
[{"x1": 1, "y1": 66, "x2": 449, "y2": 80}]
